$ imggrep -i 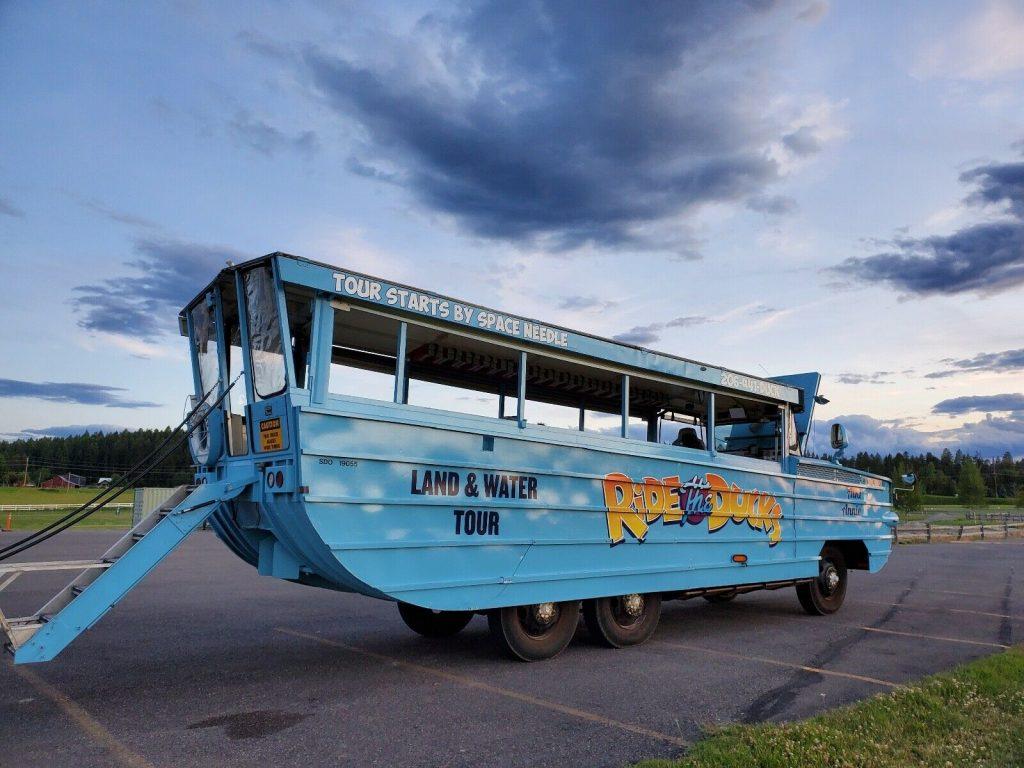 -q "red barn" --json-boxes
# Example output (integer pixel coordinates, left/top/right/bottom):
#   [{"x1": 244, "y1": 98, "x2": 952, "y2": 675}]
[{"x1": 40, "y1": 473, "x2": 86, "y2": 489}]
